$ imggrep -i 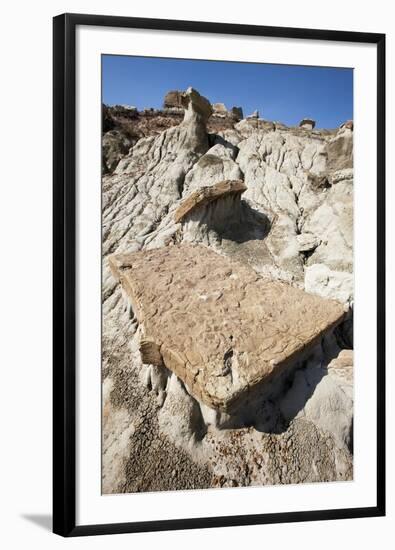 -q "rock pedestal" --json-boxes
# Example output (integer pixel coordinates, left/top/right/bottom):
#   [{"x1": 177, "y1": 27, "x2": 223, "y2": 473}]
[
  {"x1": 299, "y1": 118, "x2": 316, "y2": 130},
  {"x1": 163, "y1": 90, "x2": 184, "y2": 109},
  {"x1": 174, "y1": 179, "x2": 247, "y2": 223}
]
